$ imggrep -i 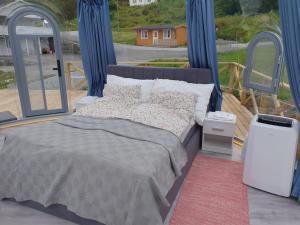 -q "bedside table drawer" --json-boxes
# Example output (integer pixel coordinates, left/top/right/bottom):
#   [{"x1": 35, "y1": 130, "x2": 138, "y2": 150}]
[{"x1": 203, "y1": 120, "x2": 236, "y2": 137}]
